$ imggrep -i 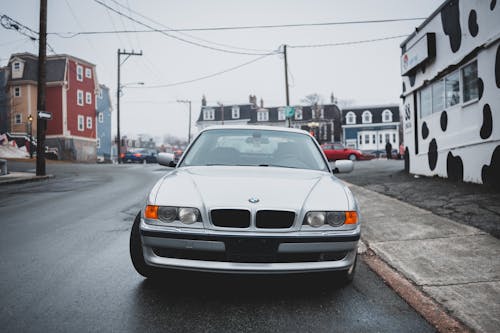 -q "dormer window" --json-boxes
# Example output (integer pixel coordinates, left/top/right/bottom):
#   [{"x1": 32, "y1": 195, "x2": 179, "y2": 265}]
[
  {"x1": 346, "y1": 112, "x2": 356, "y2": 124},
  {"x1": 11, "y1": 60, "x2": 24, "y2": 79},
  {"x1": 257, "y1": 110, "x2": 269, "y2": 122},
  {"x1": 231, "y1": 106, "x2": 240, "y2": 119},
  {"x1": 362, "y1": 110, "x2": 372, "y2": 124},
  {"x1": 13, "y1": 62, "x2": 20, "y2": 70},
  {"x1": 382, "y1": 109, "x2": 393, "y2": 122},
  {"x1": 295, "y1": 108, "x2": 303, "y2": 120},
  {"x1": 203, "y1": 108, "x2": 215, "y2": 120},
  {"x1": 76, "y1": 65, "x2": 83, "y2": 81}
]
